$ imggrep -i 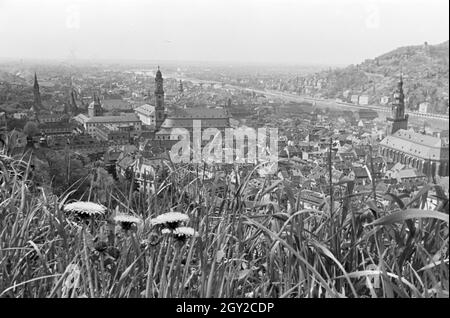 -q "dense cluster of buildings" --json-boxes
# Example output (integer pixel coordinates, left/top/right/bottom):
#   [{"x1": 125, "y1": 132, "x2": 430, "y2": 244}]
[{"x1": 1, "y1": 64, "x2": 448, "y2": 209}]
